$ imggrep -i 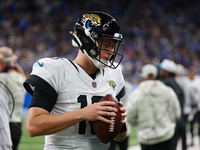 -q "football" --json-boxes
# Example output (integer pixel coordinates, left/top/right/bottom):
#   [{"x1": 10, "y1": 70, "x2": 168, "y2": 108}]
[{"x1": 92, "y1": 94, "x2": 123, "y2": 144}]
